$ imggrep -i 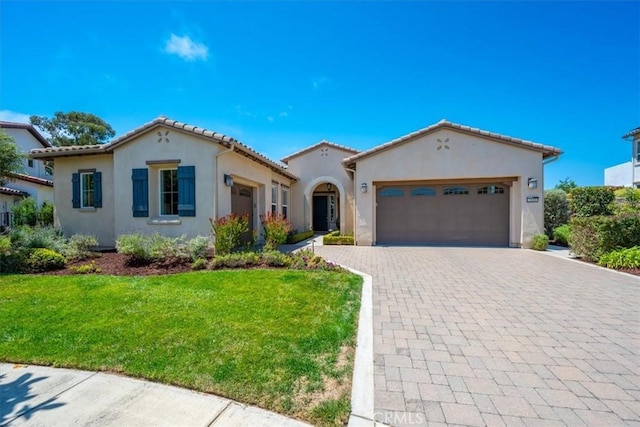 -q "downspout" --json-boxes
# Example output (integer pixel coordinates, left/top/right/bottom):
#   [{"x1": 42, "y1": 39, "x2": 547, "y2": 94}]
[
  {"x1": 214, "y1": 144, "x2": 235, "y2": 220},
  {"x1": 344, "y1": 166, "x2": 357, "y2": 245}
]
